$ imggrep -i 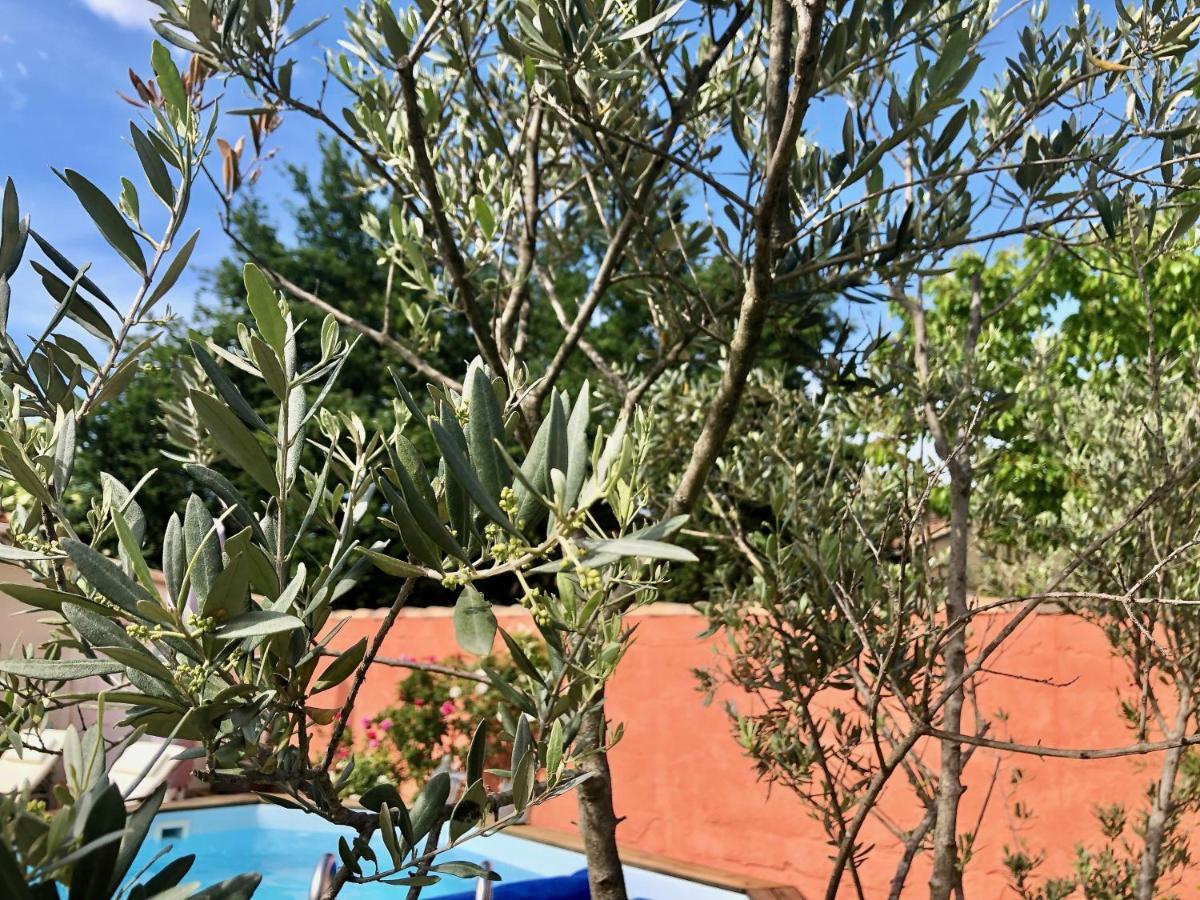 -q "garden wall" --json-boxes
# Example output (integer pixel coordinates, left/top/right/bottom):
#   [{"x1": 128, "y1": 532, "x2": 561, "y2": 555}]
[{"x1": 324, "y1": 603, "x2": 1177, "y2": 897}]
